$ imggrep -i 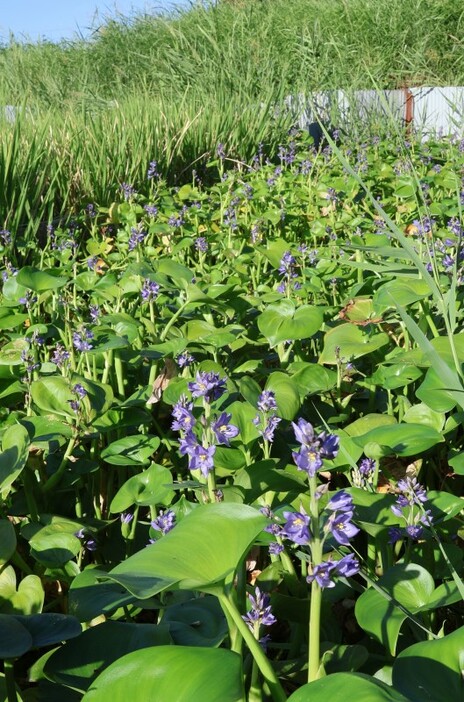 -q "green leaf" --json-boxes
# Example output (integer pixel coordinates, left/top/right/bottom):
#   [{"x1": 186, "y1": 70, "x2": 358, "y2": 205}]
[
  {"x1": 162, "y1": 596, "x2": 228, "y2": 647},
  {"x1": 265, "y1": 372, "x2": 300, "y2": 420},
  {"x1": 257, "y1": 300, "x2": 323, "y2": 347},
  {"x1": 373, "y1": 278, "x2": 430, "y2": 310},
  {"x1": 0, "y1": 338, "x2": 29, "y2": 365},
  {"x1": 320, "y1": 324, "x2": 390, "y2": 364},
  {"x1": 101, "y1": 435, "x2": 160, "y2": 467},
  {"x1": 0, "y1": 614, "x2": 33, "y2": 658},
  {"x1": 68, "y1": 567, "x2": 138, "y2": 622},
  {"x1": 0, "y1": 424, "x2": 30, "y2": 495},
  {"x1": 14, "y1": 613, "x2": 81, "y2": 648},
  {"x1": 45, "y1": 621, "x2": 172, "y2": 692},
  {"x1": 110, "y1": 463, "x2": 173, "y2": 512},
  {"x1": 392, "y1": 626, "x2": 464, "y2": 701},
  {"x1": 355, "y1": 564, "x2": 435, "y2": 655},
  {"x1": 29, "y1": 529, "x2": 82, "y2": 568},
  {"x1": 288, "y1": 362, "x2": 337, "y2": 398},
  {"x1": 82, "y1": 646, "x2": 244, "y2": 702},
  {"x1": 287, "y1": 673, "x2": 411, "y2": 701},
  {"x1": 352, "y1": 424, "x2": 443, "y2": 456},
  {"x1": 16, "y1": 267, "x2": 69, "y2": 292},
  {"x1": 0, "y1": 566, "x2": 44, "y2": 615},
  {"x1": 104, "y1": 503, "x2": 267, "y2": 598}
]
